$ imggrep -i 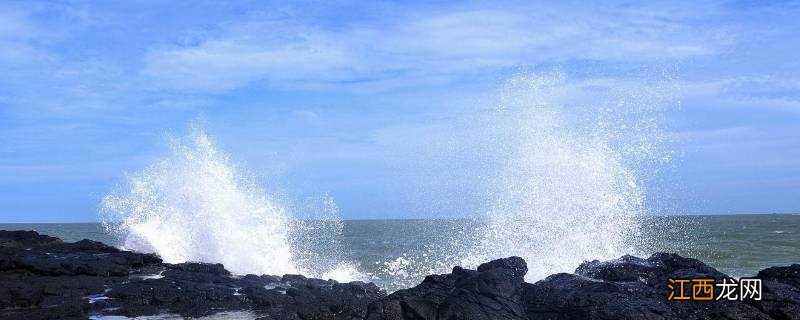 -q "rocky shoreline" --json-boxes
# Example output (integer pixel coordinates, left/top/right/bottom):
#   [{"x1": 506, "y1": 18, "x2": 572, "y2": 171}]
[{"x1": 1, "y1": 230, "x2": 798, "y2": 320}]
